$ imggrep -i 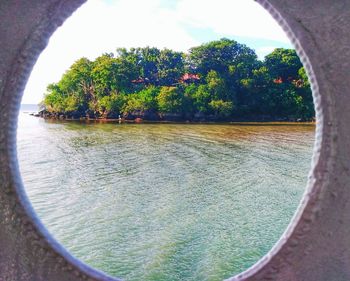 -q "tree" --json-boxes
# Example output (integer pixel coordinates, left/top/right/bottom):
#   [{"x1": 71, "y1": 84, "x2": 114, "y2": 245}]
[
  {"x1": 188, "y1": 38, "x2": 259, "y2": 110},
  {"x1": 157, "y1": 87, "x2": 184, "y2": 114},
  {"x1": 261, "y1": 50, "x2": 314, "y2": 119},
  {"x1": 92, "y1": 53, "x2": 138, "y2": 98},
  {"x1": 188, "y1": 38, "x2": 258, "y2": 77},
  {"x1": 122, "y1": 86, "x2": 159, "y2": 115},
  {"x1": 98, "y1": 93, "x2": 127, "y2": 117},
  {"x1": 139, "y1": 47, "x2": 161, "y2": 85},
  {"x1": 42, "y1": 41, "x2": 314, "y2": 122},
  {"x1": 43, "y1": 83, "x2": 66, "y2": 113},
  {"x1": 295, "y1": 67, "x2": 314, "y2": 119},
  {"x1": 192, "y1": 85, "x2": 211, "y2": 113},
  {"x1": 205, "y1": 70, "x2": 226, "y2": 100},
  {"x1": 209, "y1": 100, "x2": 234, "y2": 118},
  {"x1": 236, "y1": 65, "x2": 270, "y2": 114},
  {"x1": 157, "y1": 49, "x2": 185, "y2": 86},
  {"x1": 298, "y1": 67, "x2": 310, "y2": 87},
  {"x1": 91, "y1": 53, "x2": 117, "y2": 99},
  {"x1": 264, "y1": 48, "x2": 302, "y2": 82},
  {"x1": 44, "y1": 57, "x2": 94, "y2": 114}
]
